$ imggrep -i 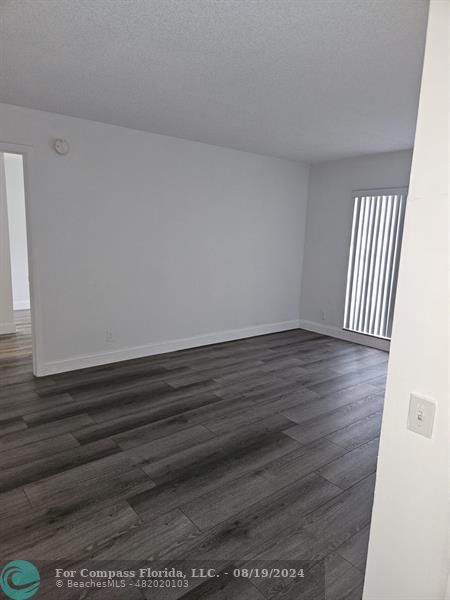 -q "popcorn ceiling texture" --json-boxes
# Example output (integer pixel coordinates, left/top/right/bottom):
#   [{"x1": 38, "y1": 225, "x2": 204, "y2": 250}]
[{"x1": 0, "y1": 0, "x2": 428, "y2": 162}]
